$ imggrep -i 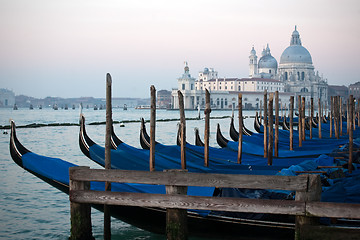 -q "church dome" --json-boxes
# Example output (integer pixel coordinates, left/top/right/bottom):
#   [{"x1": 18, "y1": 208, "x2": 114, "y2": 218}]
[
  {"x1": 280, "y1": 45, "x2": 312, "y2": 64},
  {"x1": 258, "y1": 55, "x2": 278, "y2": 69},
  {"x1": 279, "y1": 26, "x2": 313, "y2": 65},
  {"x1": 258, "y1": 44, "x2": 277, "y2": 69}
]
